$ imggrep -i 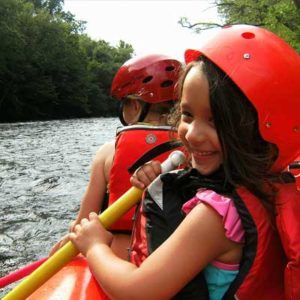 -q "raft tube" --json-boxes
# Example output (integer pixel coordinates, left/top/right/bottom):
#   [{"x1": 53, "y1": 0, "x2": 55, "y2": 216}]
[{"x1": 27, "y1": 256, "x2": 108, "y2": 300}]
